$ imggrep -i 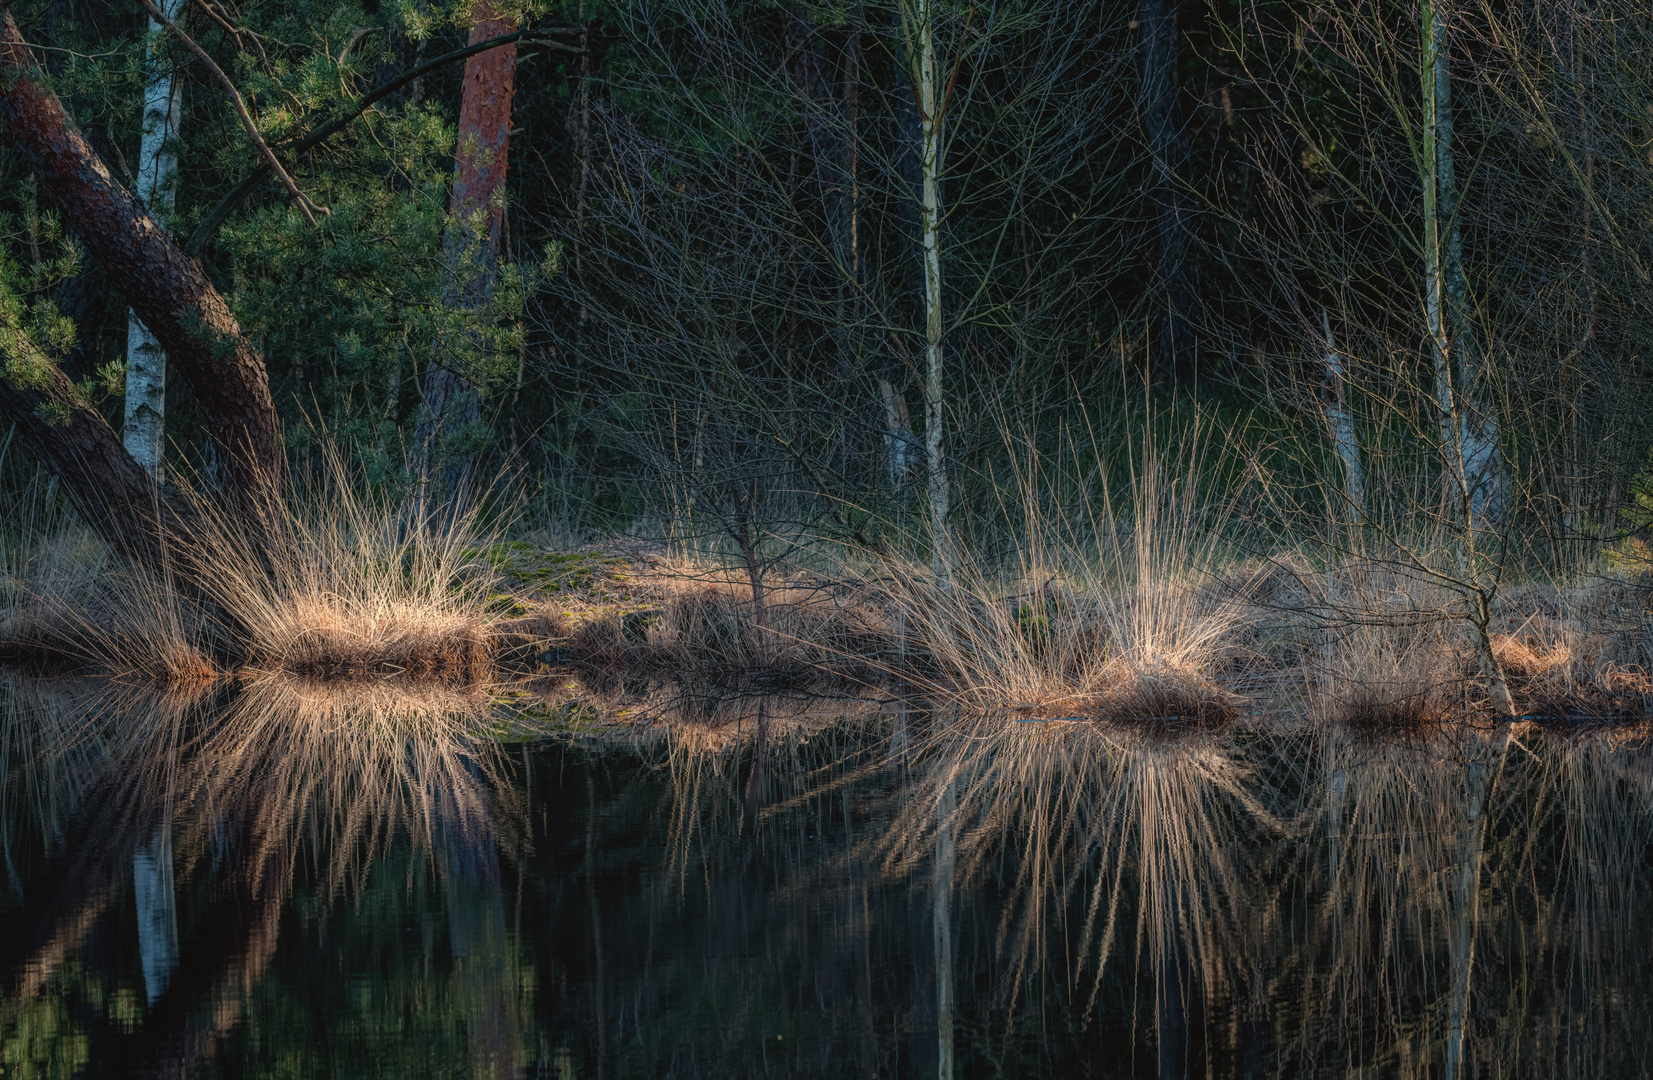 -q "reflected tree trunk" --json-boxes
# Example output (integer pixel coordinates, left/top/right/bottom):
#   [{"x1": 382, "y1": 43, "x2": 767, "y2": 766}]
[
  {"x1": 442, "y1": 823, "x2": 519, "y2": 1077},
  {"x1": 934, "y1": 773, "x2": 956, "y2": 1080},
  {"x1": 1445, "y1": 724, "x2": 1512, "y2": 1079},
  {"x1": 132, "y1": 822, "x2": 179, "y2": 1006},
  {"x1": 743, "y1": 698, "x2": 772, "y2": 835}
]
